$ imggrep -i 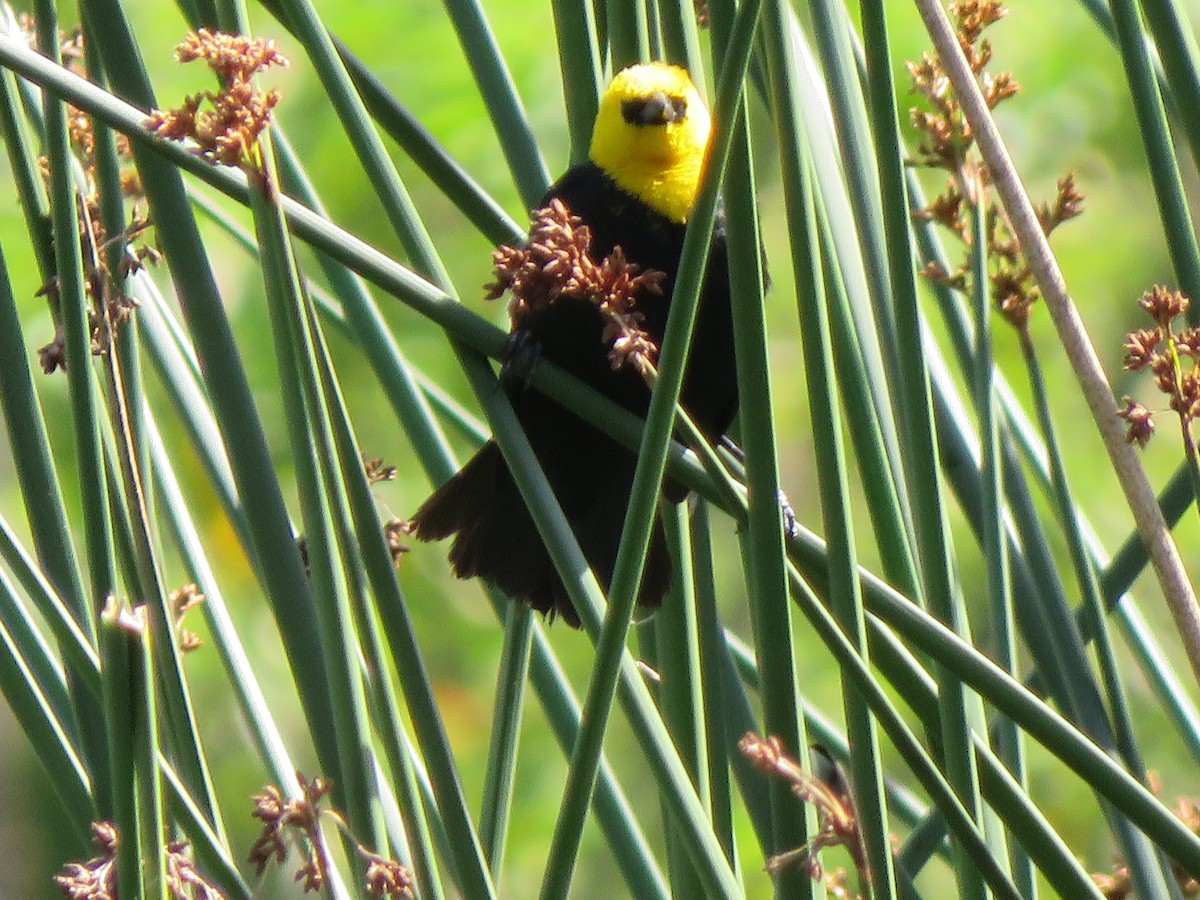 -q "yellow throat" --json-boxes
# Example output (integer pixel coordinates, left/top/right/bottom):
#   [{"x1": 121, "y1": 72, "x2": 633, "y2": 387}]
[{"x1": 588, "y1": 64, "x2": 711, "y2": 225}]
